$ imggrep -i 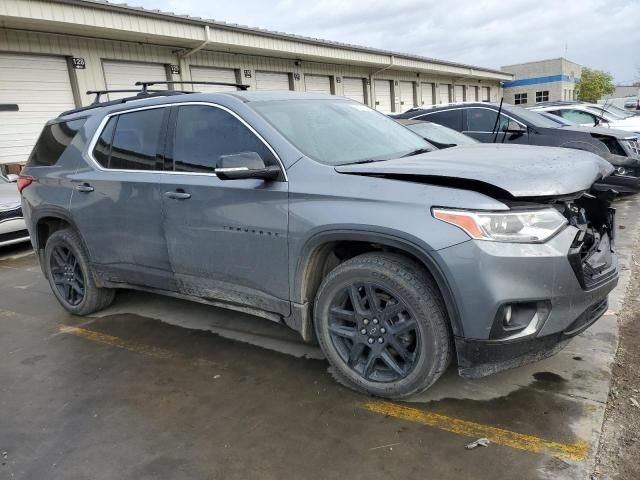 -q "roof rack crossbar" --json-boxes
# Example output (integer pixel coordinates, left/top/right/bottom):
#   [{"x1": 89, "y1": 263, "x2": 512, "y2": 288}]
[
  {"x1": 135, "y1": 80, "x2": 250, "y2": 91},
  {"x1": 87, "y1": 89, "x2": 168, "y2": 104}
]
